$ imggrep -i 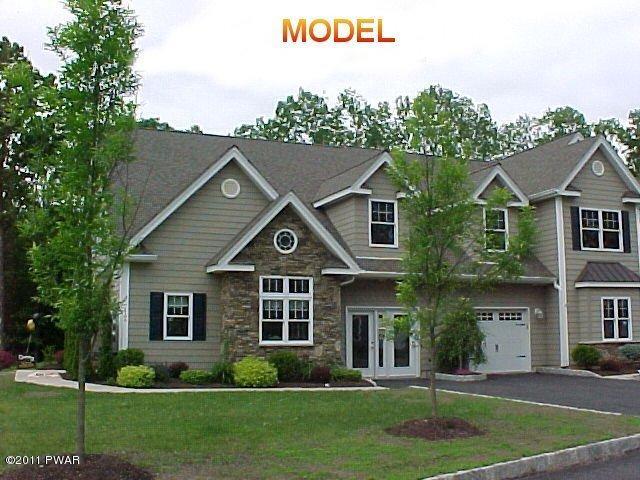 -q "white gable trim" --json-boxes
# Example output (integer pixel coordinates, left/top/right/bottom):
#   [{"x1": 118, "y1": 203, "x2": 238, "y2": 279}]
[
  {"x1": 559, "y1": 136, "x2": 640, "y2": 194},
  {"x1": 312, "y1": 188, "x2": 371, "y2": 208},
  {"x1": 211, "y1": 192, "x2": 360, "y2": 271},
  {"x1": 575, "y1": 282, "x2": 640, "y2": 288},
  {"x1": 353, "y1": 152, "x2": 394, "y2": 189},
  {"x1": 126, "y1": 254, "x2": 158, "y2": 262},
  {"x1": 472, "y1": 165, "x2": 529, "y2": 205},
  {"x1": 129, "y1": 146, "x2": 279, "y2": 247},
  {"x1": 206, "y1": 264, "x2": 255, "y2": 273}
]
